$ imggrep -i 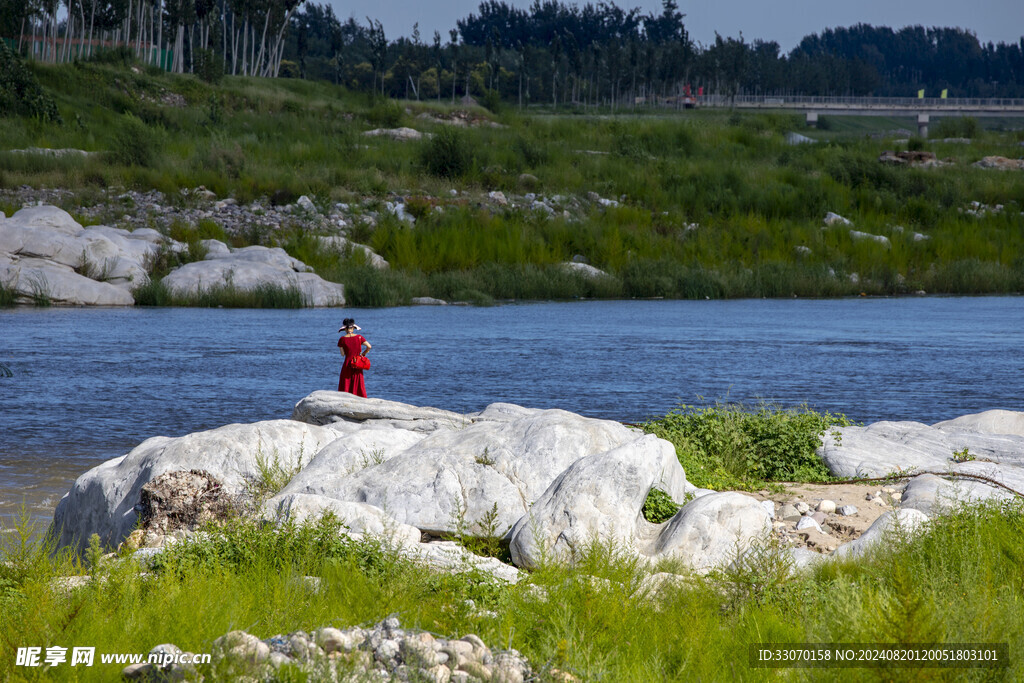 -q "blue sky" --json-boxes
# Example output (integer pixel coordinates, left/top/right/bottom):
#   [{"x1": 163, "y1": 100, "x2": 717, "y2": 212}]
[{"x1": 327, "y1": 0, "x2": 1024, "y2": 51}]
